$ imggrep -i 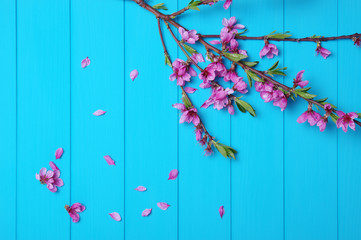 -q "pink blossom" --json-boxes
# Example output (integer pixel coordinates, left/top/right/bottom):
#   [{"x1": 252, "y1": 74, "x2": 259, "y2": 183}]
[
  {"x1": 232, "y1": 77, "x2": 248, "y2": 94},
  {"x1": 190, "y1": 53, "x2": 205, "y2": 64},
  {"x1": 195, "y1": 127, "x2": 203, "y2": 141},
  {"x1": 220, "y1": 28, "x2": 235, "y2": 45},
  {"x1": 229, "y1": 39, "x2": 247, "y2": 56},
  {"x1": 228, "y1": 104, "x2": 235, "y2": 115},
  {"x1": 297, "y1": 107, "x2": 322, "y2": 126},
  {"x1": 294, "y1": 70, "x2": 309, "y2": 88},
  {"x1": 317, "y1": 118, "x2": 328, "y2": 132},
  {"x1": 170, "y1": 59, "x2": 197, "y2": 86},
  {"x1": 255, "y1": 81, "x2": 287, "y2": 111},
  {"x1": 316, "y1": 46, "x2": 331, "y2": 59},
  {"x1": 130, "y1": 69, "x2": 138, "y2": 81},
  {"x1": 223, "y1": 0, "x2": 233, "y2": 9},
  {"x1": 199, "y1": 65, "x2": 217, "y2": 88},
  {"x1": 336, "y1": 111, "x2": 358, "y2": 132},
  {"x1": 179, "y1": 27, "x2": 199, "y2": 44},
  {"x1": 324, "y1": 104, "x2": 333, "y2": 114},
  {"x1": 201, "y1": 86, "x2": 234, "y2": 110},
  {"x1": 173, "y1": 103, "x2": 200, "y2": 126},
  {"x1": 81, "y1": 57, "x2": 90, "y2": 68},
  {"x1": 224, "y1": 69, "x2": 238, "y2": 82},
  {"x1": 65, "y1": 203, "x2": 86, "y2": 223},
  {"x1": 222, "y1": 17, "x2": 244, "y2": 32},
  {"x1": 260, "y1": 44, "x2": 279, "y2": 59},
  {"x1": 36, "y1": 162, "x2": 64, "y2": 192},
  {"x1": 208, "y1": 57, "x2": 227, "y2": 77},
  {"x1": 272, "y1": 90, "x2": 288, "y2": 111}
]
